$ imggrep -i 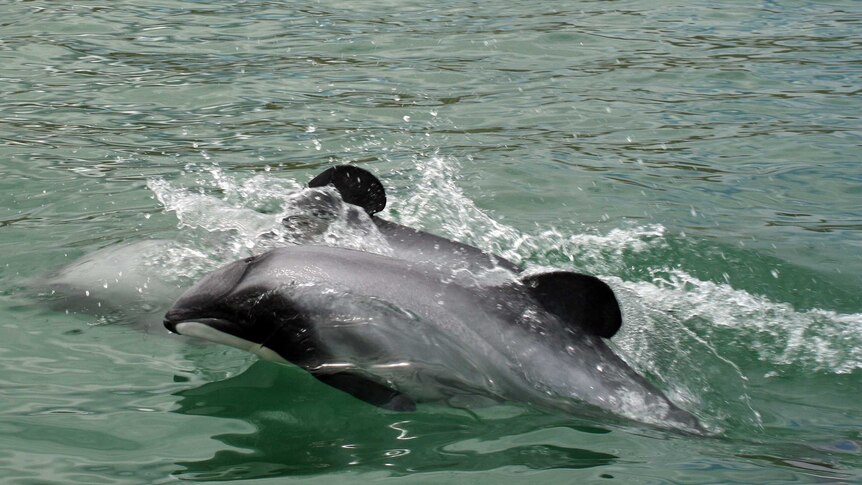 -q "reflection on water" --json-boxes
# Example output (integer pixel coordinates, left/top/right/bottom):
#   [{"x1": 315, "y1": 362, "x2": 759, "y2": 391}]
[{"x1": 171, "y1": 361, "x2": 617, "y2": 480}]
